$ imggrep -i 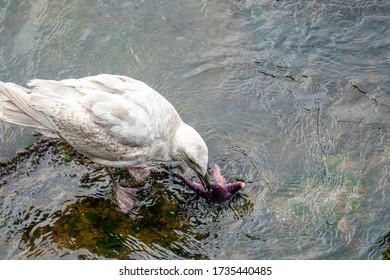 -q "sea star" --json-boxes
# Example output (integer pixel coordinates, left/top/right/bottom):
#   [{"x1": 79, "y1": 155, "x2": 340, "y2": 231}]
[{"x1": 180, "y1": 164, "x2": 246, "y2": 203}]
